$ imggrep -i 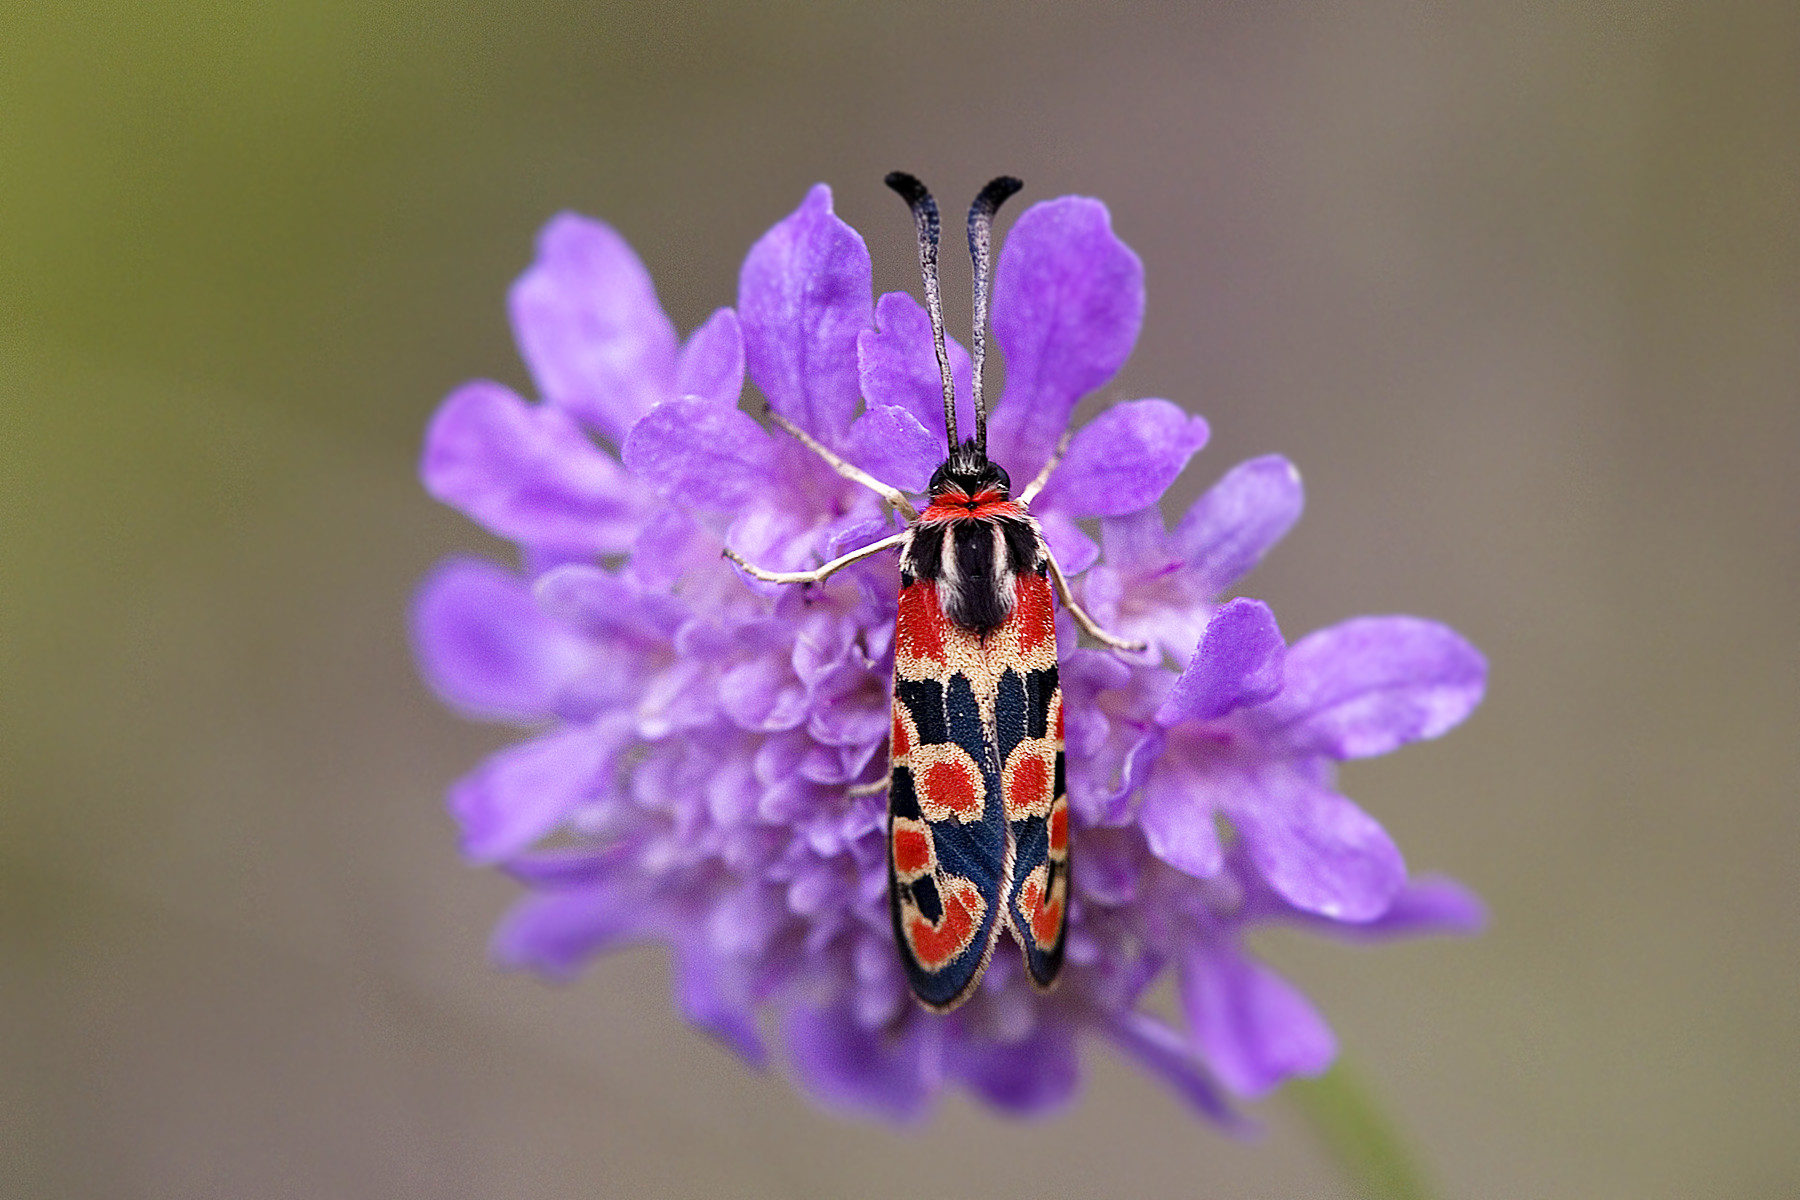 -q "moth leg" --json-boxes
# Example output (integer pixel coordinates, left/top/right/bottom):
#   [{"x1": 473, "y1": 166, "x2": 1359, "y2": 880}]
[
  {"x1": 1044, "y1": 546, "x2": 1148, "y2": 653},
  {"x1": 1015, "y1": 428, "x2": 1074, "y2": 507},
  {"x1": 846, "y1": 775, "x2": 890, "y2": 797},
  {"x1": 723, "y1": 532, "x2": 907, "y2": 585},
  {"x1": 764, "y1": 407, "x2": 921, "y2": 521}
]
